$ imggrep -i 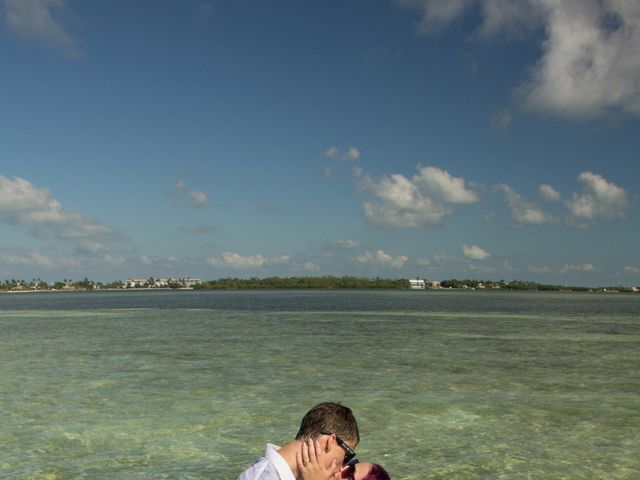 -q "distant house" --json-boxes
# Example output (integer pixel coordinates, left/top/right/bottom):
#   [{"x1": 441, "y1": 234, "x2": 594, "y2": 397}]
[
  {"x1": 409, "y1": 278, "x2": 426, "y2": 289},
  {"x1": 178, "y1": 278, "x2": 203, "y2": 288}
]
